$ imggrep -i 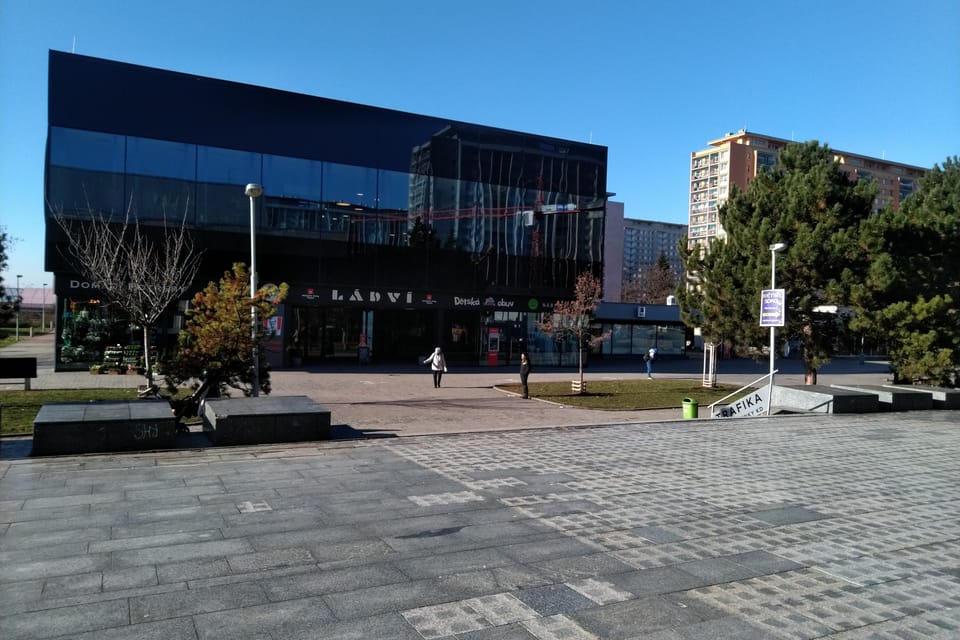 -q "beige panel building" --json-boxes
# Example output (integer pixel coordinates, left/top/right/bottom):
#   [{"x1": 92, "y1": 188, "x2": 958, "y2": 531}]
[{"x1": 688, "y1": 129, "x2": 927, "y2": 248}]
